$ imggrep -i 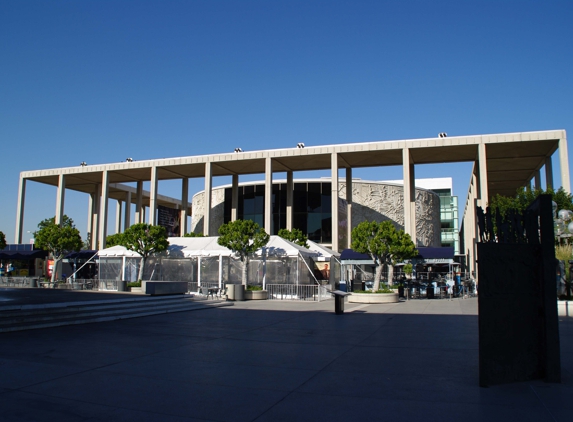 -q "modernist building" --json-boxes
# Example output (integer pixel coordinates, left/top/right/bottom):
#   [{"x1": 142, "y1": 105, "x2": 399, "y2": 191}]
[
  {"x1": 190, "y1": 178, "x2": 442, "y2": 248},
  {"x1": 14, "y1": 130, "x2": 570, "y2": 279}
]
